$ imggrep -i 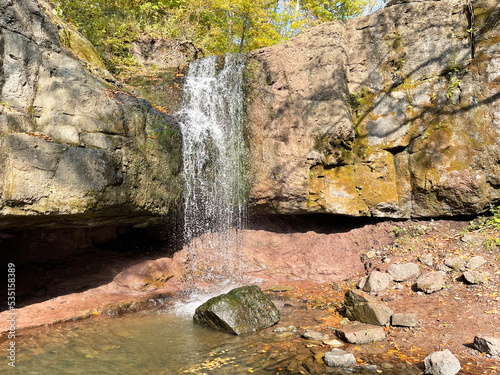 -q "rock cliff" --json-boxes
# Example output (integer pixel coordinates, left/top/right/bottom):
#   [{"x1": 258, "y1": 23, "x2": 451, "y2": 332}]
[
  {"x1": 0, "y1": 0, "x2": 182, "y2": 227},
  {"x1": 246, "y1": 0, "x2": 500, "y2": 217},
  {"x1": 1, "y1": 0, "x2": 499, "y2": 227}
]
